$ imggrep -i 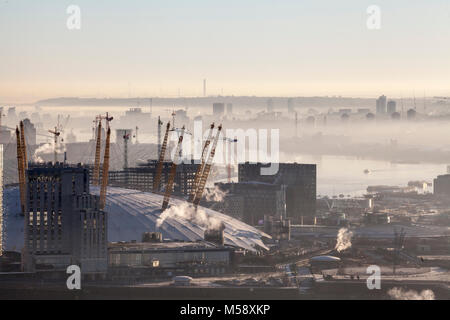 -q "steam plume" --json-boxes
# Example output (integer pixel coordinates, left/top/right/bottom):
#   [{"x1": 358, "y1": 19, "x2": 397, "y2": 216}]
[
  {"x1": 335, "y1": 227, "x2": 353, "y2": 252},
  {"x1": 388, "y1": 287, "x2": 435, "y2": 300}
]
